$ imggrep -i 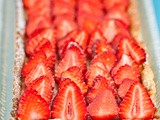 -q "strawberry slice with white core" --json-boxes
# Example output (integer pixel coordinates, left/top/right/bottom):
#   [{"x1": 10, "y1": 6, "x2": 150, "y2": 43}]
[
  {"x1": 86, "y1": 62, "x2": 112, "y2": 88},
  {"x1": 99, "y1": 19, "x2": 130, "y2": 43},
  {"x1": 111, "y1": 54, "x2": 140, "y2": 77},
  {"x1": 105, "y1": 7, "x2": 130, "y2": 28},
  {"x1": 34, "y1": 40, "x2": 56, "y2": 68},
  {"x1": 118, "y1": 78, "x2": 136, "y2": 99},
  {"x1": 91, "y1": 51, "x2": 117, "y2": 73},
  {"x1": 87, "y1": 88, "x2": 119, "y2": 119},
  {"x1": 117, "y1": 37, "x2": 146, "y2": 64},
  {"x1": 114, "y1": 64, "x2": 140, "y2": 87},
  {"x1": 55, "y1": 42, "x2": 86, "y2": 82},
  {"x1": 21, "y1": 51, "x2": 46, "y2": 78},
  {"x1": 93, "y1": 38, "x2": 115, "y2": 56},
  {"x1": 17, "y1": 89, "x2": 50, "y2": 120},
  {"x1": 51, "y1": 79, "x2": 87, "y2": 119},
  {"x1": 58, "y1": 29, "x2": 89, "y2": 55},
  {"x1": 54, "y1": 15, "x2": 77, "y2": 40},
  {"x1": 87, "y1": 75, "x2": 115, "y2": 103},
  {"x1": 25, "y1": 62, "x2": 54, "y2": 87},
  {"x1": 28, "y1": 76, "x2": 53, "y2": 103},
  {"x1": 26, "y1": 28, "x2": 55, "y2": 56},
  {"x1": 61, "y1": 66, "x2": 88, "y2": 95},
  {"x1": 26, "y1": 16, "x2": 52, "y2": 37},
  {"x1": 111, "y1": 34, "x2": 132, "y2": 50},
  {"x1": 119, "y1": 83, "x2": 155, "y2": 119}
]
